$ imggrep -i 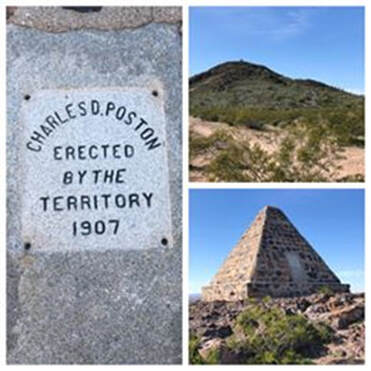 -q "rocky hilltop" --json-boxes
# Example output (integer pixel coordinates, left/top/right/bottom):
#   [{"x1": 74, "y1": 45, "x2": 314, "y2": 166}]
[
  {"x1": 189, "y1": 292, "x2": 364, "y2": 364},
  {"x1": 190, "y1": 60, "x2": 363, "y2": 110}
]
